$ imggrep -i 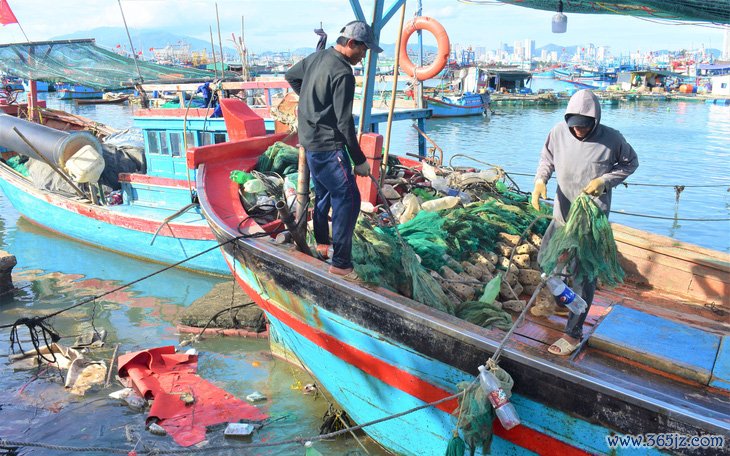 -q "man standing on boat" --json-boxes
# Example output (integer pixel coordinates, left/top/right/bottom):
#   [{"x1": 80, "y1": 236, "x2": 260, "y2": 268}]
[
  {"x1": 531, "y1": 89, "x2": 639, "y2": 356},
  {"x1": 285, "y1": 21, "x2": 383, "y2": 280}
]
